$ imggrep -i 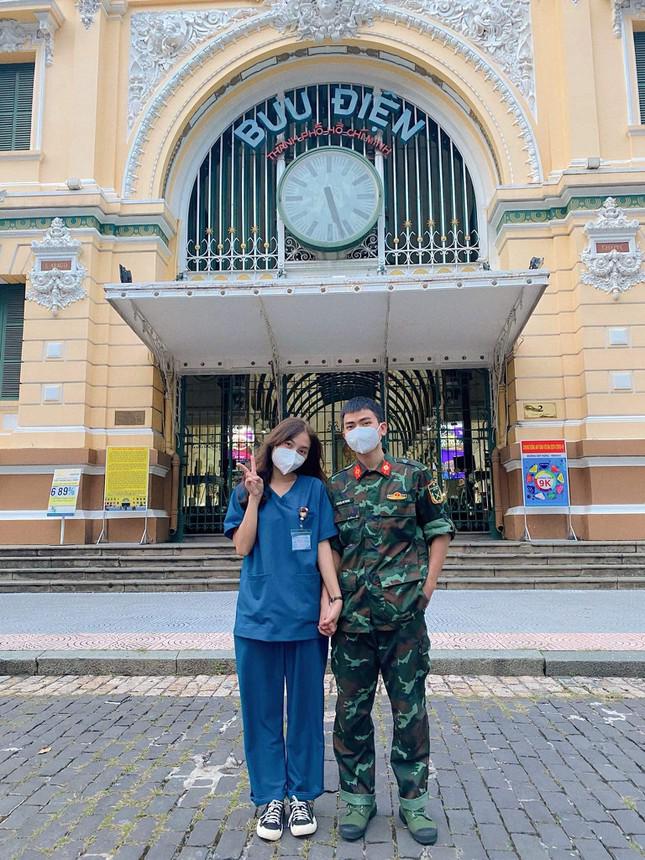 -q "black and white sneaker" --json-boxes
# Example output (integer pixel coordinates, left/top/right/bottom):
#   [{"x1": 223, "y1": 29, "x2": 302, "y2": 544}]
[
  {"x1": 288, "y1": 795, "x2": 317, "y2": 837},
  {"x1": 256, "y1": 799, "x2": 284, "y2": 841}
]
